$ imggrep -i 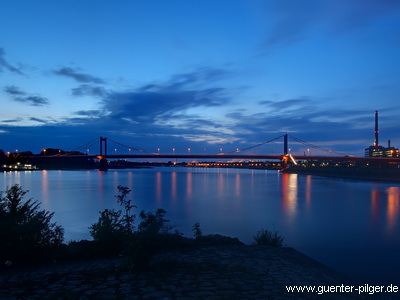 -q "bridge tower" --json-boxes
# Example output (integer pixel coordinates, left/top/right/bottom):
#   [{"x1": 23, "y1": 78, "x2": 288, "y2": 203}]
[
  {"x1": 283, "y1": 134, "x2": 288, "y2": 156},
  {"x1": 99, "y1": 137, "x2": 108, "y2": 171},
  {"x1": 100, "y1": 137, "x2": 107, "y2": 156}
]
